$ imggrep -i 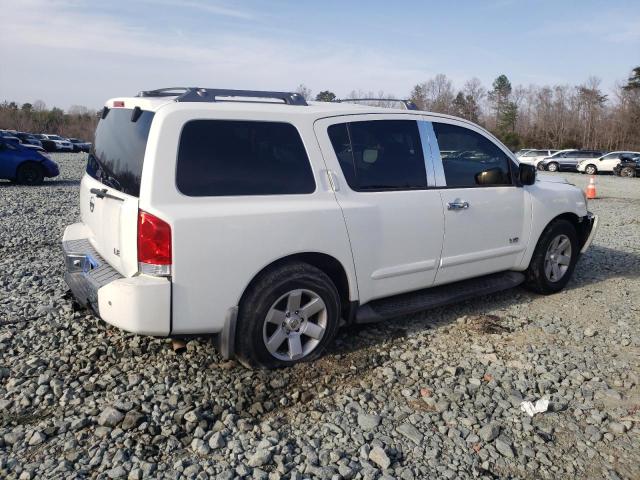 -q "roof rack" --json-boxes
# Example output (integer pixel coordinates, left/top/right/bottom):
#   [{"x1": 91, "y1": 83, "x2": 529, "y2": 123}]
[
  {"x1": 136, "y1": 87, "x2": 308, "y2": 106},
  {"x1": 334, "y1": 98, "x2": 418, "y2": 111}
]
